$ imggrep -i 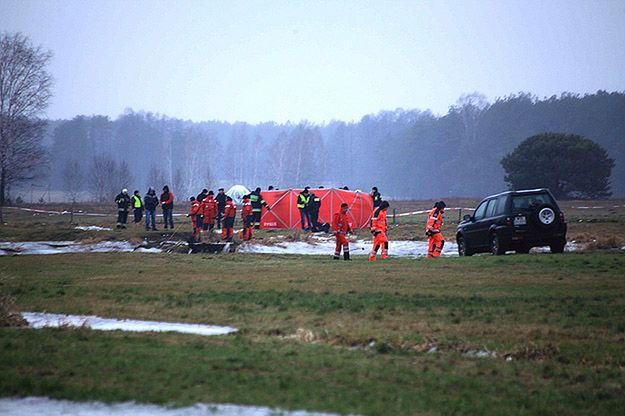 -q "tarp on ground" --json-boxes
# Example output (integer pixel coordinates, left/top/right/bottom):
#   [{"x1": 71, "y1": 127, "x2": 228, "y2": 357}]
[{"x1": 259, "y1": 188, "x2": 374, "y2": 229}]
